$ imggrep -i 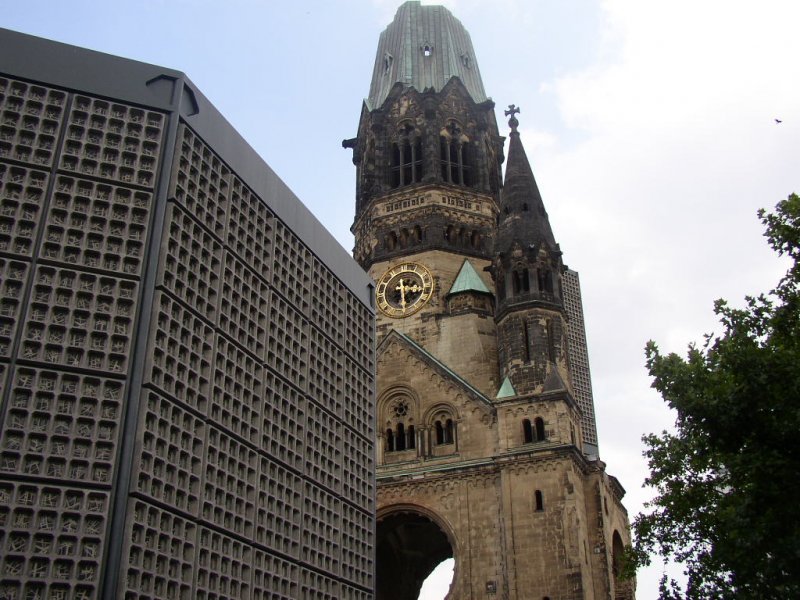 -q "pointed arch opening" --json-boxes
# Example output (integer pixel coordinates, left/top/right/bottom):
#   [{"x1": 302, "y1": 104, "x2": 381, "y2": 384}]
[
  {"x1": 390, "y1": 124, "x2": 423, "y2": 189},
  {"x1": 440, "y1": 121, "x2": 472, "y2": 187}
]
